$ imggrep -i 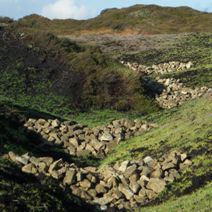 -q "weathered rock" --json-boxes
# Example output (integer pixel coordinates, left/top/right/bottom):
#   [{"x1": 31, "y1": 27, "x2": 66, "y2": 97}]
[
  {"x1": 80, "y1": 179, "x2": 91, "y2": 189},
  {"x1": 51, "y1": 166, "x2": 67, "y2": 180},
  {"x1": 162, "y1": 162, "x2": 176, "y2": 170},
  {"x1": 118, "y1": 161, "x2": 130, "y2": 173},
  {"x1": 81, "y1": 190, "x2": 92, "y2": 201},
  {"x1": 39, "y1": 157, "x2": 53, "y2": 166},
  {"x1": 141, "y1": 166, "x2": 152, "y2": 177},
  {"x1": 67, "y1": 144, "x2": 76, "y2": 155},
  {"x1": 134, "y1": 194, "x2": 146, "y2": 203},
  {"x1": 118, "y1": 184, "x2": 134, "y2": 200},
  {"x1": 138, "y1": 175, "x2": 150, "y2": 187},
  {"x1": 38, "y1": 162, "x2": 48, "y2": 173},
  {"x1": 30, "y1": 156, "x2": 40, "y2": 166},
  {"x1": 99, "y1": 132, "x2": 113, "y2": 142},
  {"x1": 8, "y1": 151, "x2": 17, "y2": 162},
  {"x1": 129, "y1": 181, "x2": 141, "y2": 194},
  {"x1": 94, "y1": 195, "x2": 114, "y2": 206},
  {"x1": 69, "y1": 138, "x2": 80, "y2": 147},
  {"x1": 124, "y1": 164, "x2": 137, "y2": 178},
  {"x1": 51, "y1": 119, "x2": 60, "y2": 128},
  {"x1": 15, "y1": 156, "x2": 28, "y2": 165},
  {"x1": 96, "y1": 184, "x2": 107, "y2": 194},
  {"x1": 8, "y1": 147, "x2": 192, "y2": 209},
  {"x1": 71, "y1": 185, "x2": 81, "y2": 196},
  {"x1": 146, "y1": 189, "x2": 157, "y2": 199},
  {"x1": 76, "y1": 171, "x2": 84, "y2": 182},
  {"x1": 138, "y1": 188, "x2": 147, "y2": 200},
  {"x1": 146, "y1": 178, "x2": 166, "y2": 194},
  {"x1": 151, "y1": 168, "x2": 162, "y2": 178},
  {"x1": 112, "y1": 189, "x2": 123, "y2": 199},
  {"x1": 22, "y1": 163, "x2": 37, "y2": 174},
  {"x1": 87, "y1": 189, "x2": 97, "y2": 198},
  {"x1": 63, "y1": 168, "x2": 76, "y2": 185},
  {"x1": 21, "y1": 153, "x2": 30, "y2": 161},
  {"x1": 90, "y1": 139, "x2": 104, "y2": 151},
  {"x1": 108, "y1": 176, "x2": 119, "y2": 188},
  {"x1": 48, "y1": 159, "x2": 63, "y2": 174},
  {"x1": 183, "y1": 159, "x2": 192, "y2": 166}
]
